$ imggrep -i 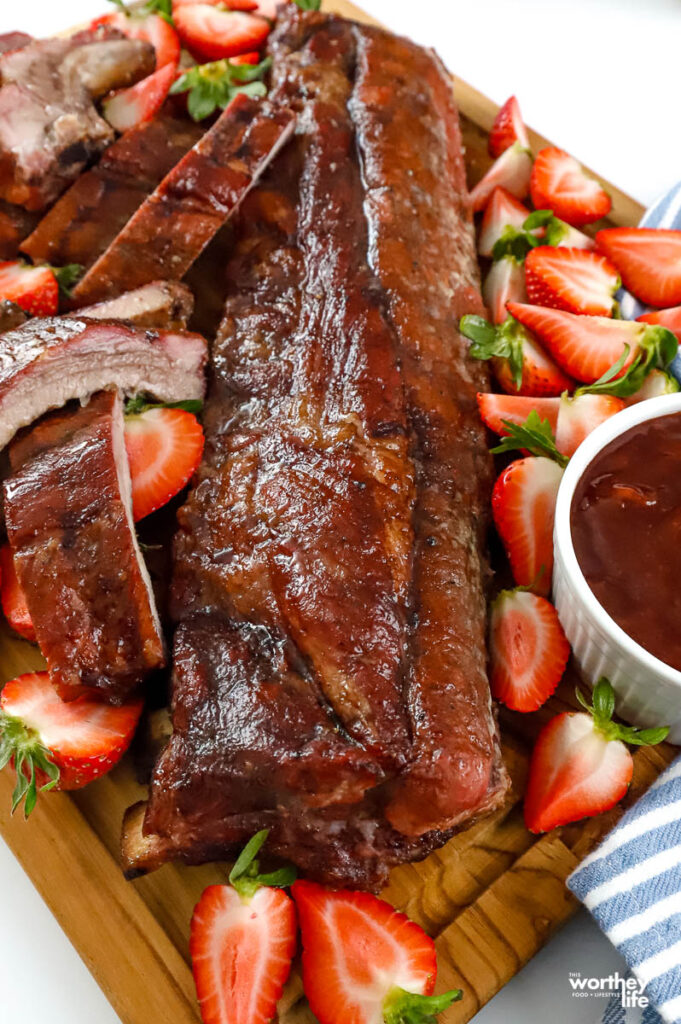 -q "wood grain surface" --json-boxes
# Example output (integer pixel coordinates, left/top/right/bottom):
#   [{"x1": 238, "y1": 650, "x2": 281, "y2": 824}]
[{"x1": 0, "y1": 3, "x2": 671, "y2": 1023}]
